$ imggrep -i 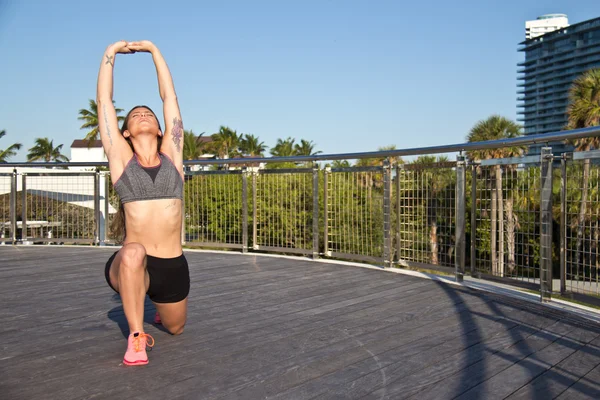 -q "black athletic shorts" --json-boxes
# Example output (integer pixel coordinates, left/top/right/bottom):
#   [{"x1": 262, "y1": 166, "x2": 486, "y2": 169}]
[{"x1": 105, "y1": 251, "x2": 190, "y2": 303}]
